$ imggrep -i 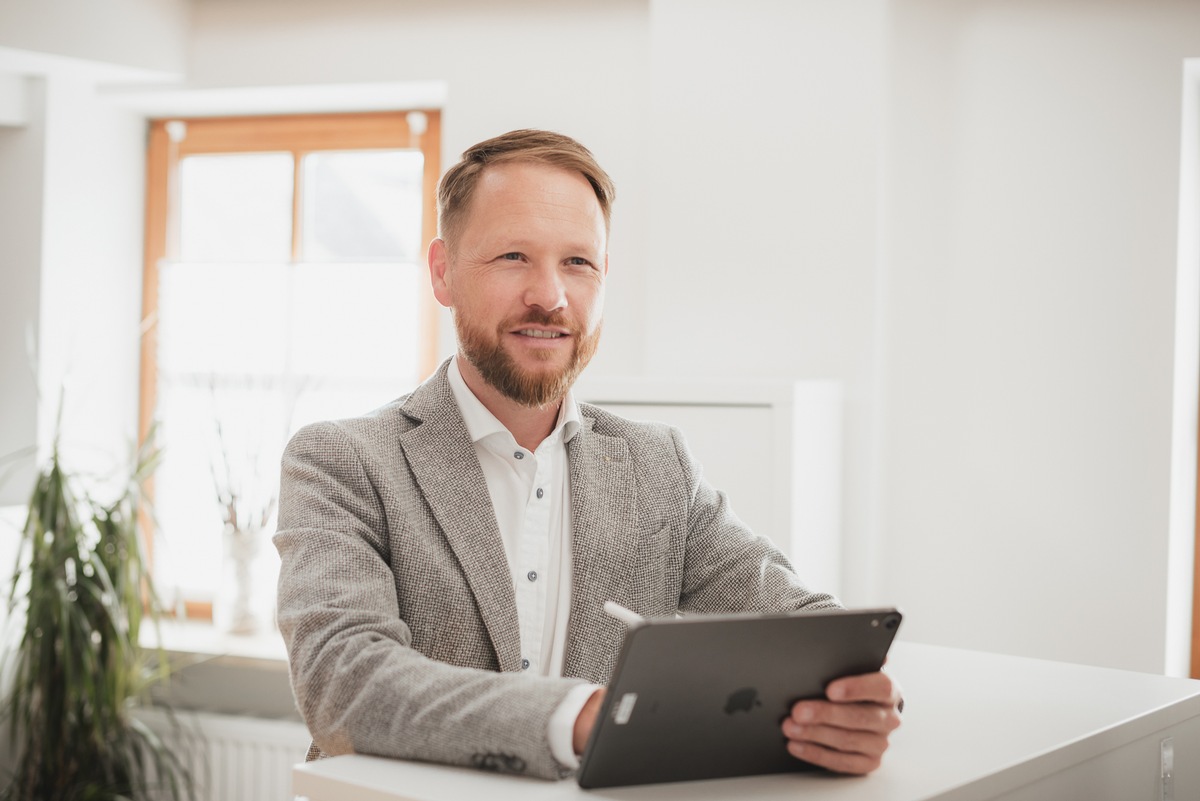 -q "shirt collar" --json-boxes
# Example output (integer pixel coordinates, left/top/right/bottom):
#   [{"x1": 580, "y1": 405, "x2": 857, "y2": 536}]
[{"x1": 447, "y1": 356, "x2": 581, "y2": 448}]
